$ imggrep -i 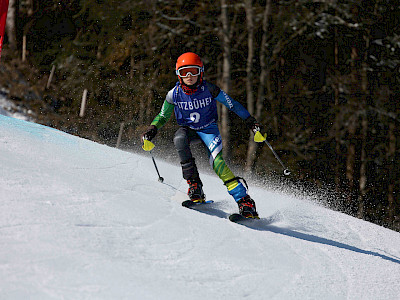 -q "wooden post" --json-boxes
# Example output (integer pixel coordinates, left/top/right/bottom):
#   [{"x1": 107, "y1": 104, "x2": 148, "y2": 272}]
[
  {"x1": 22, "y1": 35, "x2": 26, "y2": 62},
  {"x1": 46, "y1": 65, "x2": 56, "y2": 90},
  {"x1": 79, "y1": 89, "x2": 88, "y2": 117},
  {"x1": 116, "y1": 122, "x2": 125, "y2": 148}
]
